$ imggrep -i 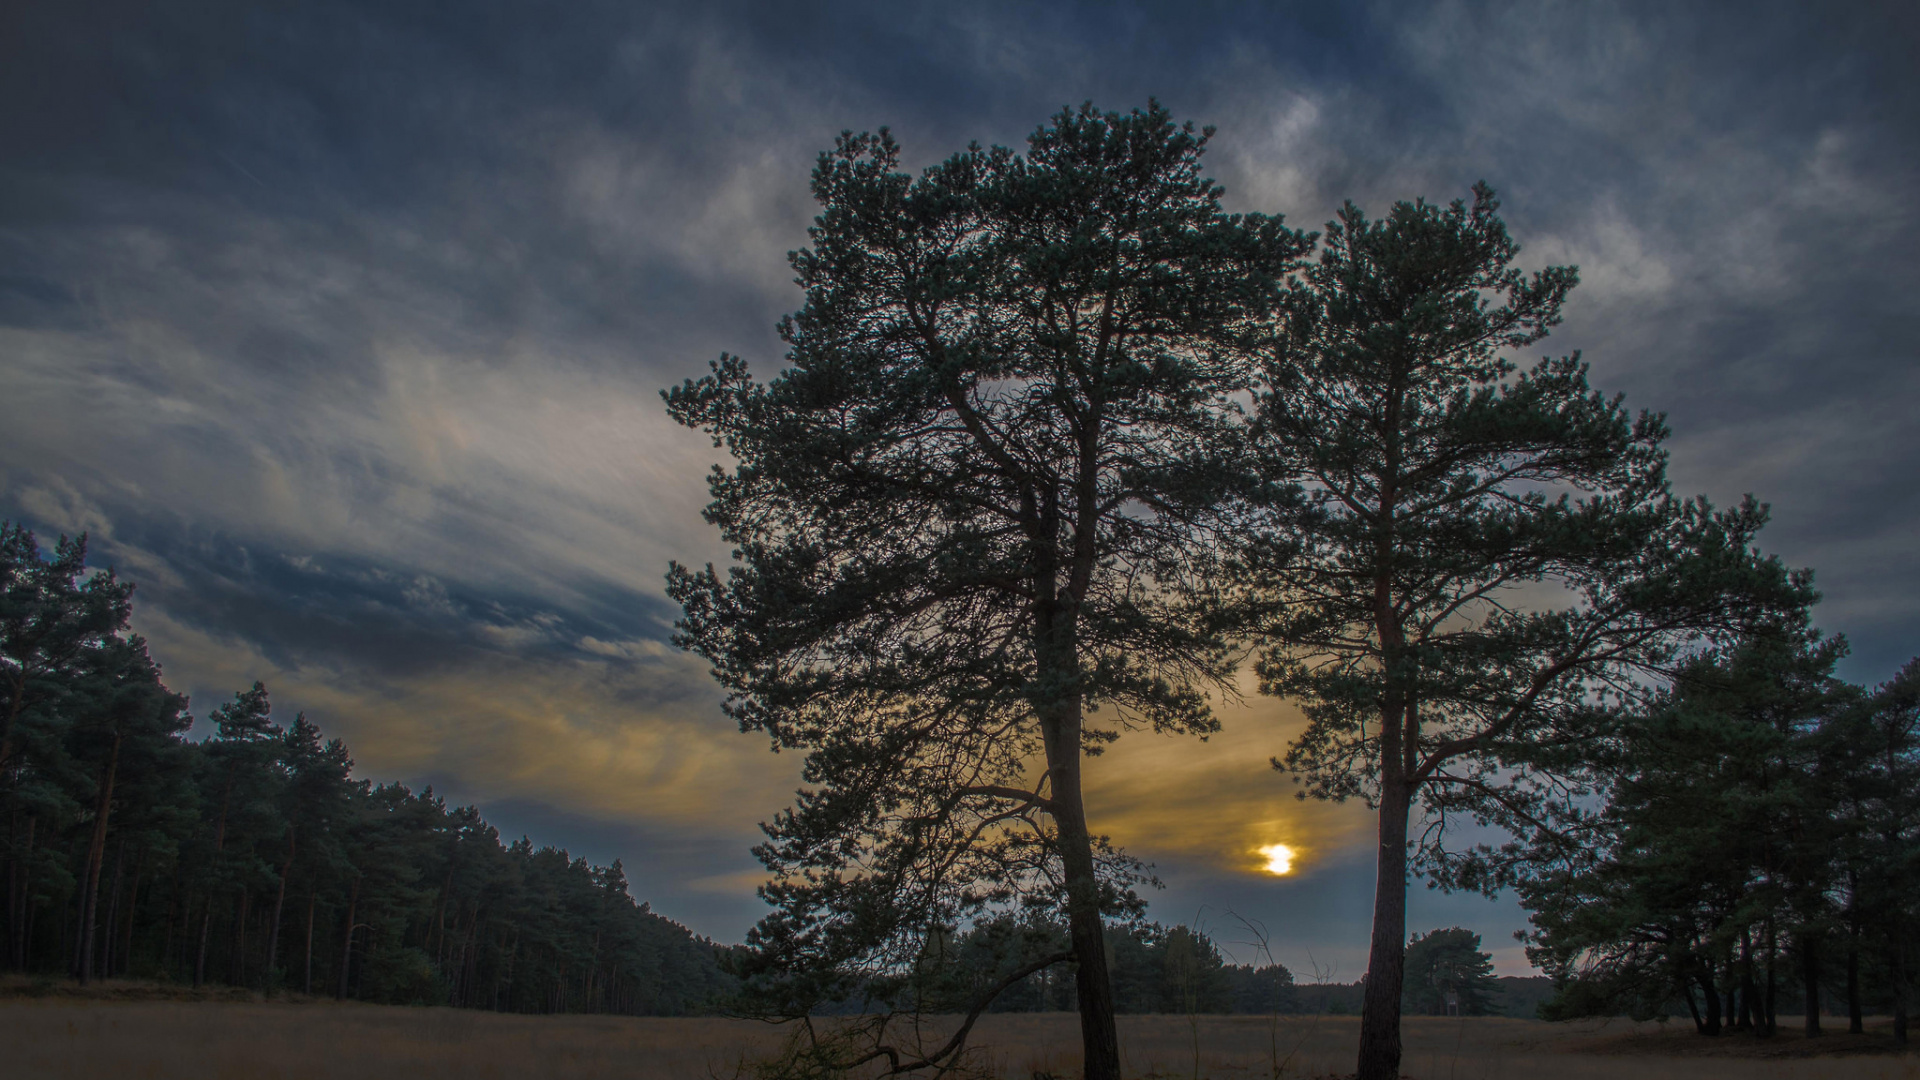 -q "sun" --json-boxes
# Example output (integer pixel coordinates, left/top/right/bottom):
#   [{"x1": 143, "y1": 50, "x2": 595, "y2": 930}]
[{"x1": 1257, "y1": 843, "x2": 1295, "y2": 876}]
